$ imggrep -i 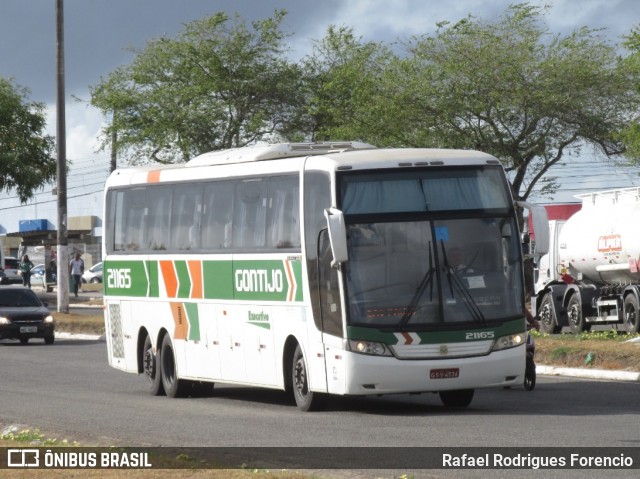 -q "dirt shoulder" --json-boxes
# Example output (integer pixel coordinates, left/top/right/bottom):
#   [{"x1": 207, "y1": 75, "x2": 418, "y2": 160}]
[{"x1": 534, "y1": 332, "x2": 640, "y2": 372}]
